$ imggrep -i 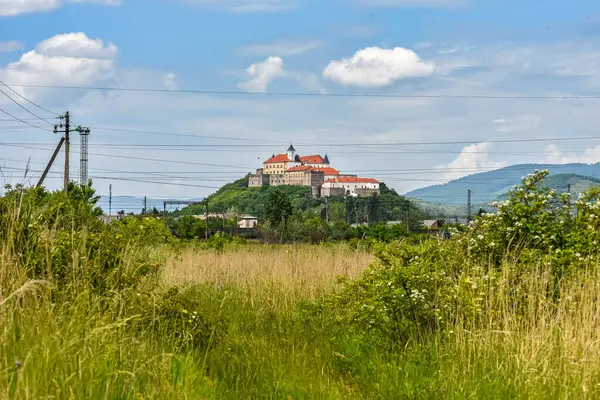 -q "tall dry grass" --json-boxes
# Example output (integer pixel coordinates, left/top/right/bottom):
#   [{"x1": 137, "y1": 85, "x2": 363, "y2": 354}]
[{"x1": 163, "y1": 244, "x2": 372, "y2": 311}]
